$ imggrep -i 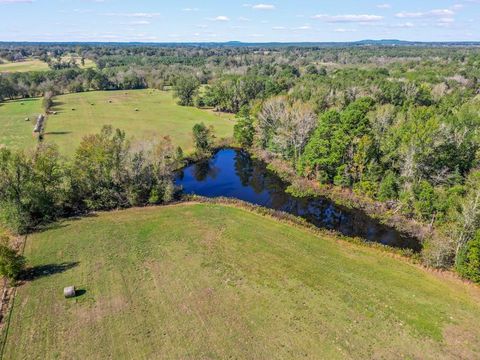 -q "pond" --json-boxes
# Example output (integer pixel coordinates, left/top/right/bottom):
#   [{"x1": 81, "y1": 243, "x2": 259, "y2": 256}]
[{"x1": 175, "y1": 149, "x2": 421, "y2": 251}]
